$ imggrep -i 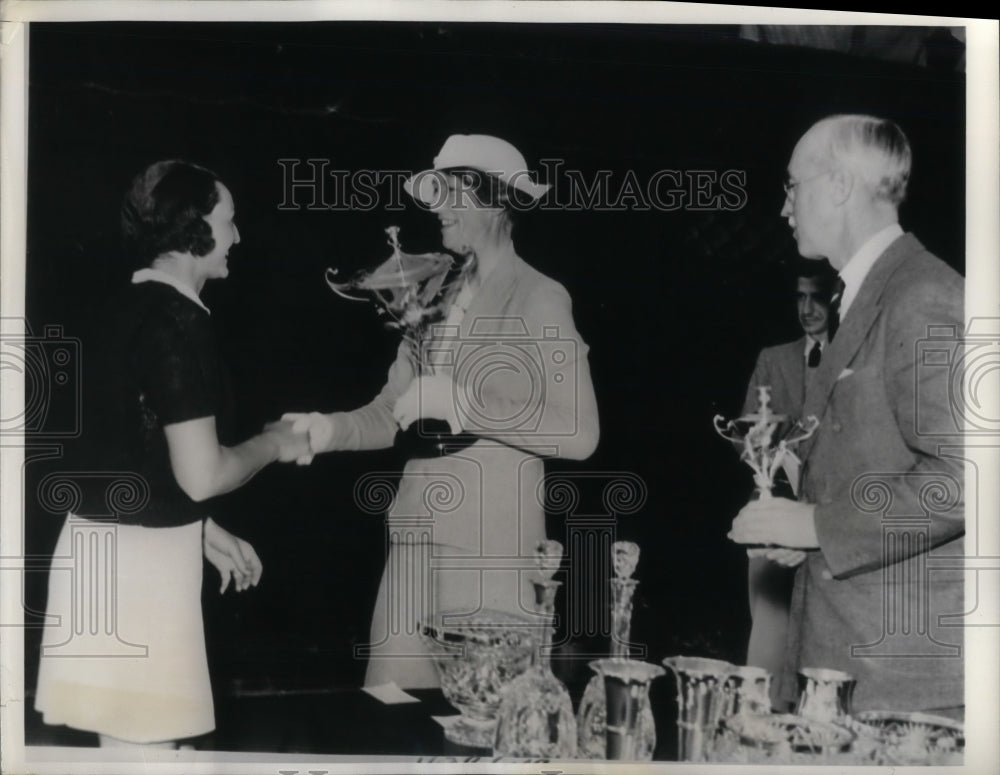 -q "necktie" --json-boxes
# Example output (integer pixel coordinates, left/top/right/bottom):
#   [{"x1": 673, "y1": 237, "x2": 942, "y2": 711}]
[
  {"x1": 828, "y1": 276, "x2": 846, "y2": 341},
  {"x1": 807, "y1": 340, "x2": 822, "y2": 368}
]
